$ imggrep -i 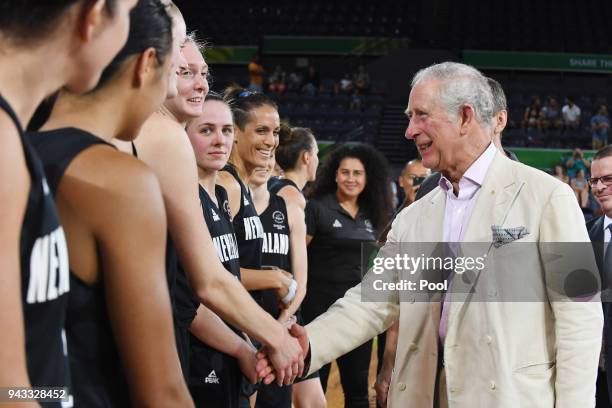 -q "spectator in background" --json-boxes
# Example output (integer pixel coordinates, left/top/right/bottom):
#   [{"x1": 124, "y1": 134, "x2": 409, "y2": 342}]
[
  {"x1": 591, "y1": 104, "x2": 610, "y2": 150},
  {"x1": 563, "y1": 148, "x2": 591, "y2": 178},
  {"x1": 338, "y1": 73, "x2": 354, "y2": 94},
  {"x1": 540, "y1": 97, "x2": 563, "y2": 131},
  {"x1": 302, "y1": 65, "x2": 321, "y2": 95},
  {"x1": 349, "y1": 89, "x2": 363, "y2": 111},
  {"x1": 562, "y1": 97, "x2": 581, "y2": 130},
  {"x1": 553, "y1": 165, "x2": 570, "y2": 184},
  {"x1": 354, "y1": 65, "x2": 370, "y2": 93},
  {"x1": 301, "y1": 143, "x2": 392, "y2": 408},
  {"x1": 522, "y1": 96, "x2": 542, "y2": 134},
  {"x1": 571, "y1": 168, "x2": 590, "y2": 209},
  {"x1": 248, "y1": 54, "x2": 265, "y2": 92},
  {"x1": 287, "y1": 70, "x2": 303, "y2": 91},
  {"x1": 268, "y1": 65, "x2": 286, "y2": 94}
]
